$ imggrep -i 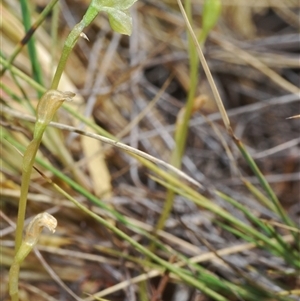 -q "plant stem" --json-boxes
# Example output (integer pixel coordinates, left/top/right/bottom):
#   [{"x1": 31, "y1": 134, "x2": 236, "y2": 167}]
[
  {"x1": 10, "y1": 213, "x2": 57, "y2": 300},
  {"x1": 14, "y1": 139, "x2": 40, "y2": 252},
  {"x1": 20, "y1": 0, "x2": 44, "y2": 96},
  {"x1": 51, "y1": 5, "x2": 99, "y2": 89},
  {"x1": 234, "y1": 136, "x2": 296, "y2": 230},
  {"x1": 10, "y1": 91, "x2": 74, "y2": 301},
  {"x1": 154, "y1": 0, "x2": 199, "y2": 235}
]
